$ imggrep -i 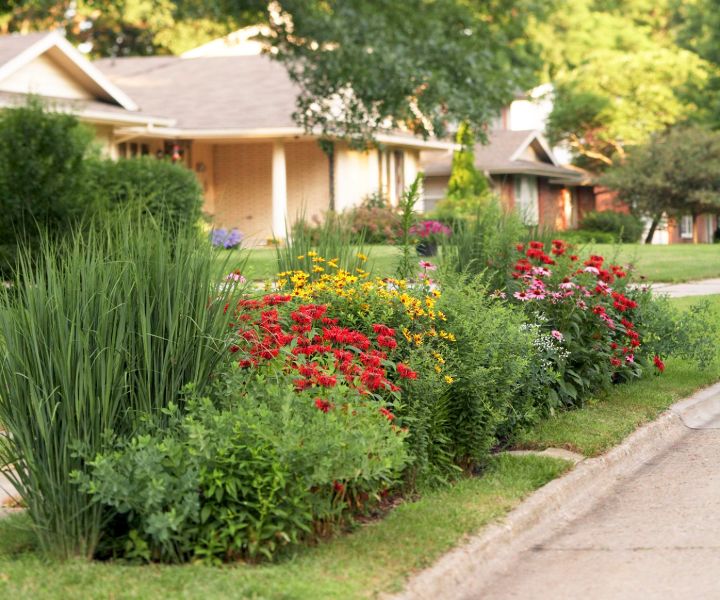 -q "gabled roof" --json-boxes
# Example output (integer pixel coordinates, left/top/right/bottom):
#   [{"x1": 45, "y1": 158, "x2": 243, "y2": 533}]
[
  {"x1": 0, "y1": 30, "x2": 139, "y2": 110},
  {"x1": 422, "y1": 129, "x2": 581, "y2": 182},
  {"x1": 94, "y1": 53, "x2": 453, "y2": 149}
]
